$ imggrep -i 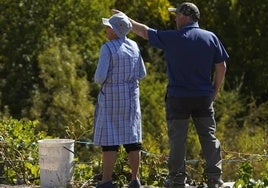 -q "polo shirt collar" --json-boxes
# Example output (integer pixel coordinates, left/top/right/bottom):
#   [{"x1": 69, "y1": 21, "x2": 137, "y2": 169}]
[{"x1": 182, "y1": 22, "x2": 199, "y2": 29}]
